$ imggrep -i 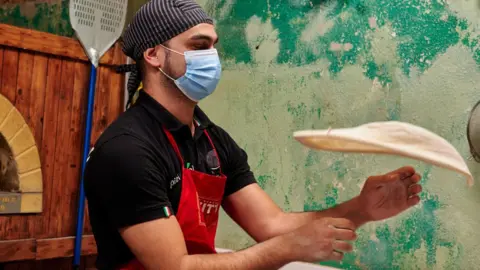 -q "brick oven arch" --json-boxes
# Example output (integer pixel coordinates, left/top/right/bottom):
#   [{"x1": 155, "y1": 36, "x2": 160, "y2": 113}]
[{"x1": 0, "y1": 94, "x2": 42, "y2": 214}]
